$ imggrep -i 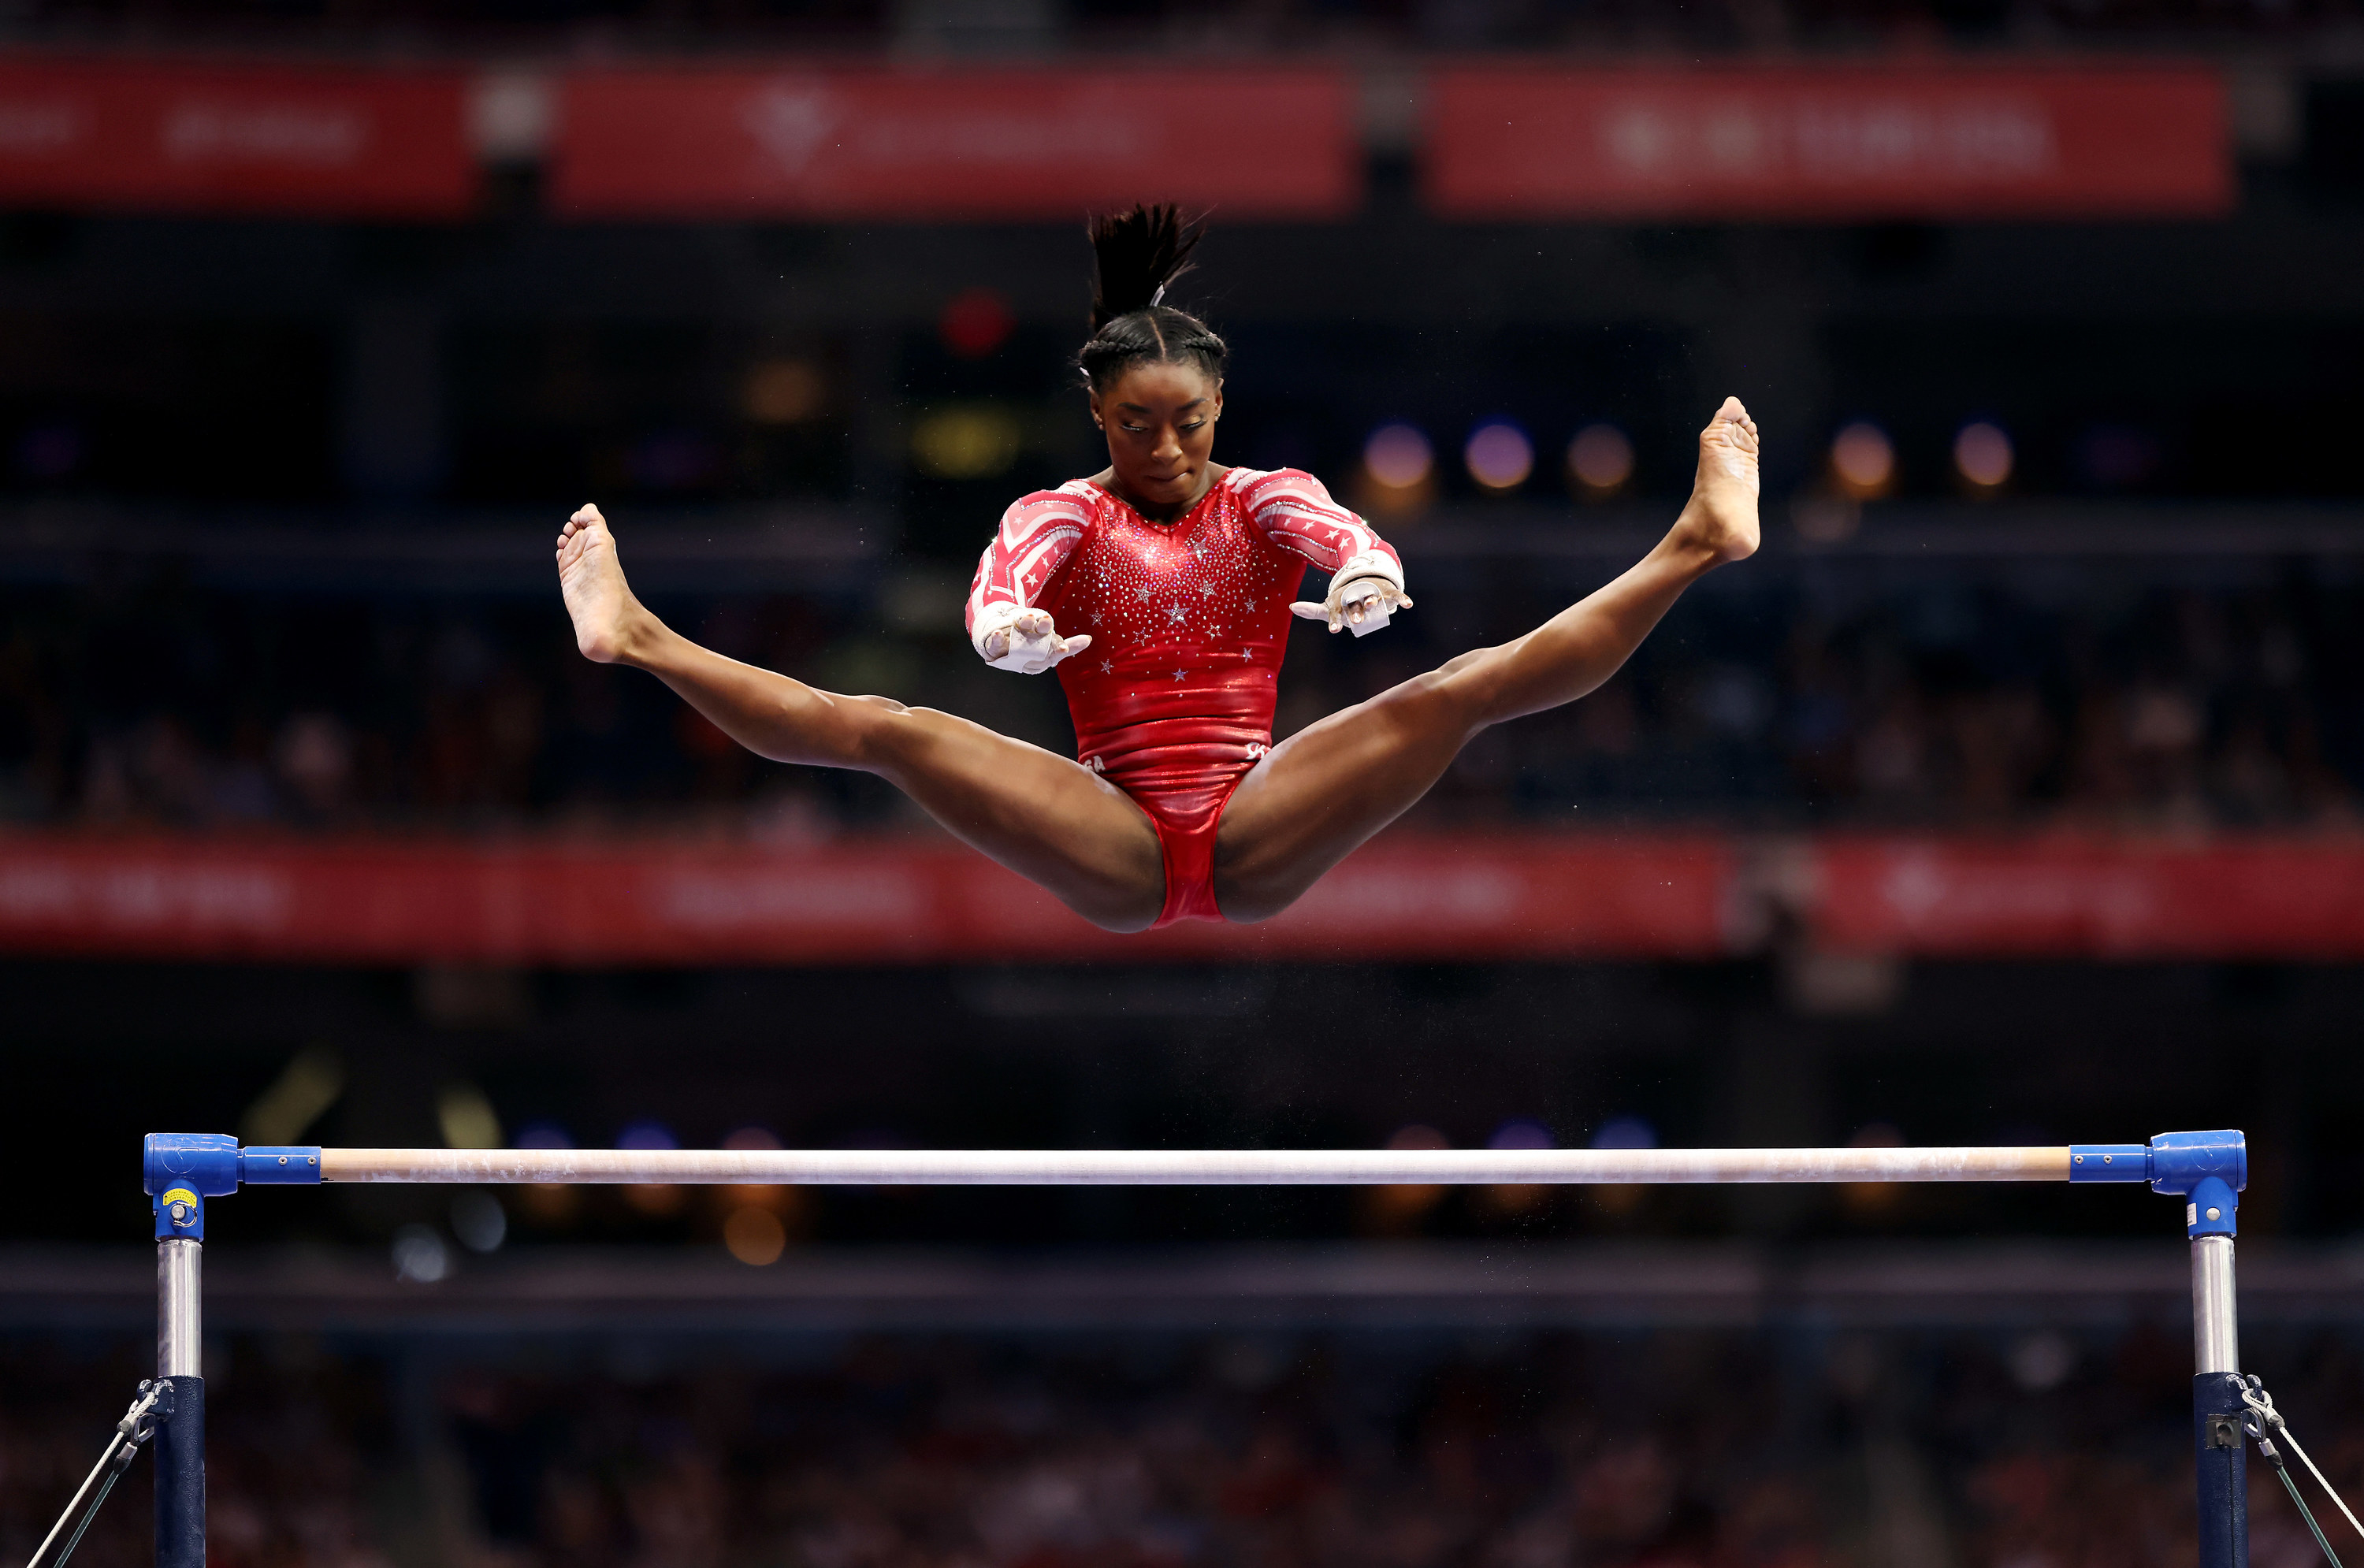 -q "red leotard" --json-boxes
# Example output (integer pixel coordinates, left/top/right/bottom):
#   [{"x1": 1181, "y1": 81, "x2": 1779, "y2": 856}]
[{"x1": 965, "y1": 466, "x2": 1403, "y2": 927}]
